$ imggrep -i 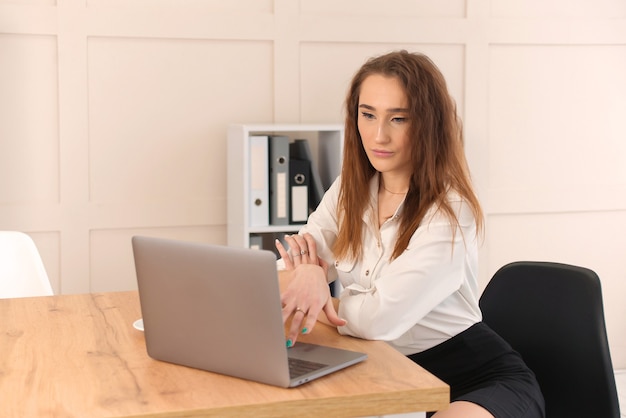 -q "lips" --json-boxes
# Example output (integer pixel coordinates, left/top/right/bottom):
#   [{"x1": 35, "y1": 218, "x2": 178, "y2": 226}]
[{"x1": 371, "y1": 149, "x2": 394, "y2": 158}]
